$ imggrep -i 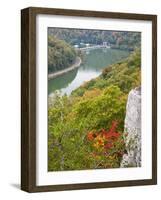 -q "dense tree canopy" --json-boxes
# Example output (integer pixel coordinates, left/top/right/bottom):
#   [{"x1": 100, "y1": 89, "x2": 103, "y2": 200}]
[
  {"x1": 48, "y1": 36, "x2": 77, "y2": 73},
  {"x1": 48, "y1": 49, "x2": 141, "y2": 171},
  {"x1": 48, "y1": 28, "x2": 141, "y2": 51}
]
